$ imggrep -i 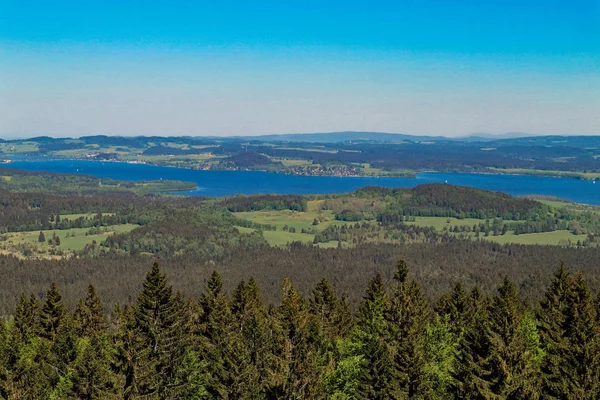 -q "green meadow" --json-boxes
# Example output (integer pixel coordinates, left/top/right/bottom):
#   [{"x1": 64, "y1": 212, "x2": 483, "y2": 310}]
[
  {"x1": 477, "y1": 230, "x2": 588, "y2": 246},
  {"x1": 0, "y1": 224, "x2": 139, "y2": 259},
  {"x1": 234, "y1": 206, "x2": 589, "y2": 248}
]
